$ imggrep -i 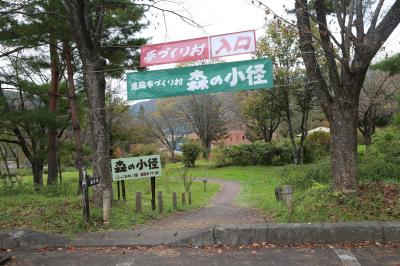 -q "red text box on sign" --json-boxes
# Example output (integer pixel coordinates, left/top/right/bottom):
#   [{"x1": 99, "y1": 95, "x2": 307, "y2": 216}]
[{"x1": 140, "y1": 37, "x2": 209, "y2": 67}]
